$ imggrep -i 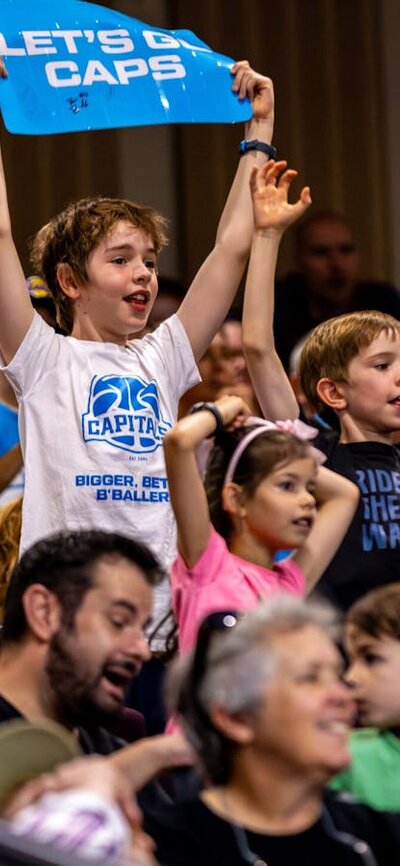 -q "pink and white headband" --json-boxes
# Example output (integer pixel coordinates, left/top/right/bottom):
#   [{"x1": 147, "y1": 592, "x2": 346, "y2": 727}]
[{"x1": 223, "y1": 417, "x2": 326, "y2": 486}]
